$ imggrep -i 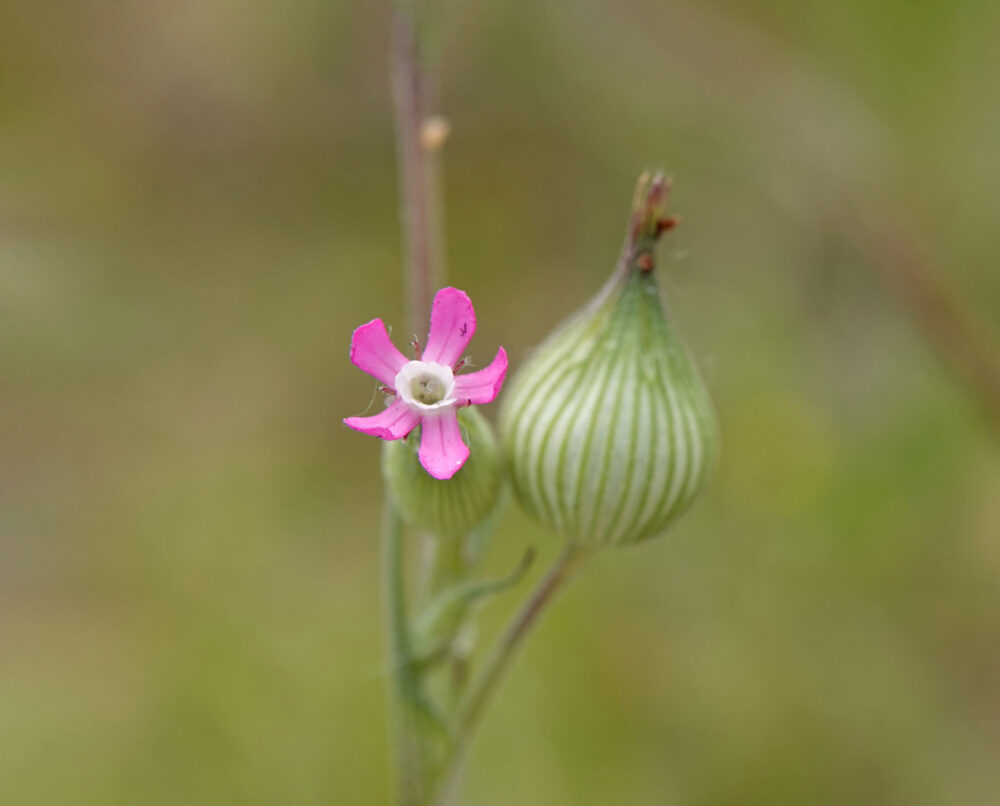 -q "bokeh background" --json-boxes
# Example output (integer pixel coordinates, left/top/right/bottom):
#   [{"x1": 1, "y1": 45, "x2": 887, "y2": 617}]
[{"x1": 3, "y1": 1, "x2": 1000, "y2": 804}]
